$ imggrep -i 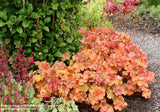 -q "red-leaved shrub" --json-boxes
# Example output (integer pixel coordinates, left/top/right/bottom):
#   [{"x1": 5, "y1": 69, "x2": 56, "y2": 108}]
[
  {"x1": 104, "y1": 0, "x2": 140, "y2": 15},
  {"x1": 0, "y1": 43, "x2": 34, "y2": 106}
]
